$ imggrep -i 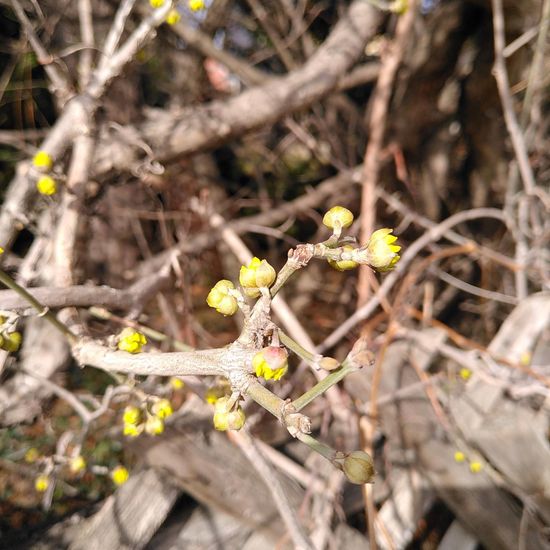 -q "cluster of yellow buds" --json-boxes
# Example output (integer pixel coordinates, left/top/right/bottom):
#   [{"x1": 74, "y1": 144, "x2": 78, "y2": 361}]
[
  {"x1": 454, "y1": 450, "x2": 483, "y2": 473},
  {"x1": 239, "y1": 257, "x2": 276, "y2": 298},
  {"x1": 111, "y1": 465, "x2": 129, "y2": 486},
  {"x1": 206, "y1": 280, "x2": 239, "y2": 316},
  {"x1": 122, "y1": 398, "x2": 174, "y2": 438},
  {"x1": 212, "y1": 396, "x2": 246, "y2": 431},
  {"x1": 322, "y1": 207, "x2": 401, "y2": 272},
  {"x1": 117, "y1": 328, "x2": 147, "y2": 353},
  {"x1": 32, "y1": 151, "x2": 57, "y2": 196},
  {"x1": 332, "y1": 450, "x2": 375, "y2": 485},
  {"x1": 252, "y1": 346, "x2": 288, "y2": 381}
]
